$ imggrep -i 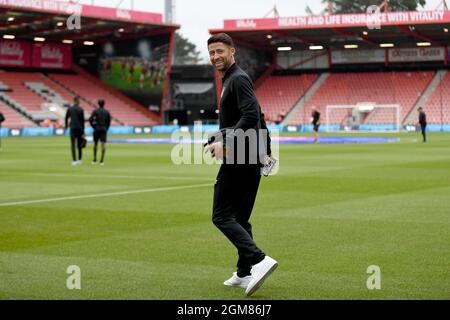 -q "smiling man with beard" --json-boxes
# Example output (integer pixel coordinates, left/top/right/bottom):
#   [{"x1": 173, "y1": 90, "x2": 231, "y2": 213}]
[{"x1": 206, "y1": 33, "x2": 278, "y2": 297}]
